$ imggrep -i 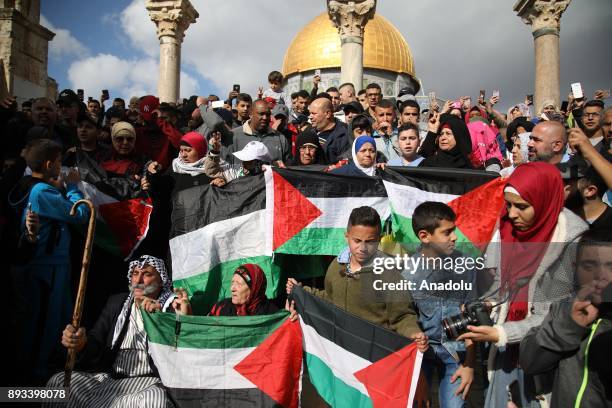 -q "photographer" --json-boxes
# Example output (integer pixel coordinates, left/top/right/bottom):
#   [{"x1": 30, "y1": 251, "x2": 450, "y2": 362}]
[
  {"x1": 519, "y1": 230, "x2": 611, "y2": 408},
  {"x1": 456, "y1": 162, "x2": 588, "y2": 406}
]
